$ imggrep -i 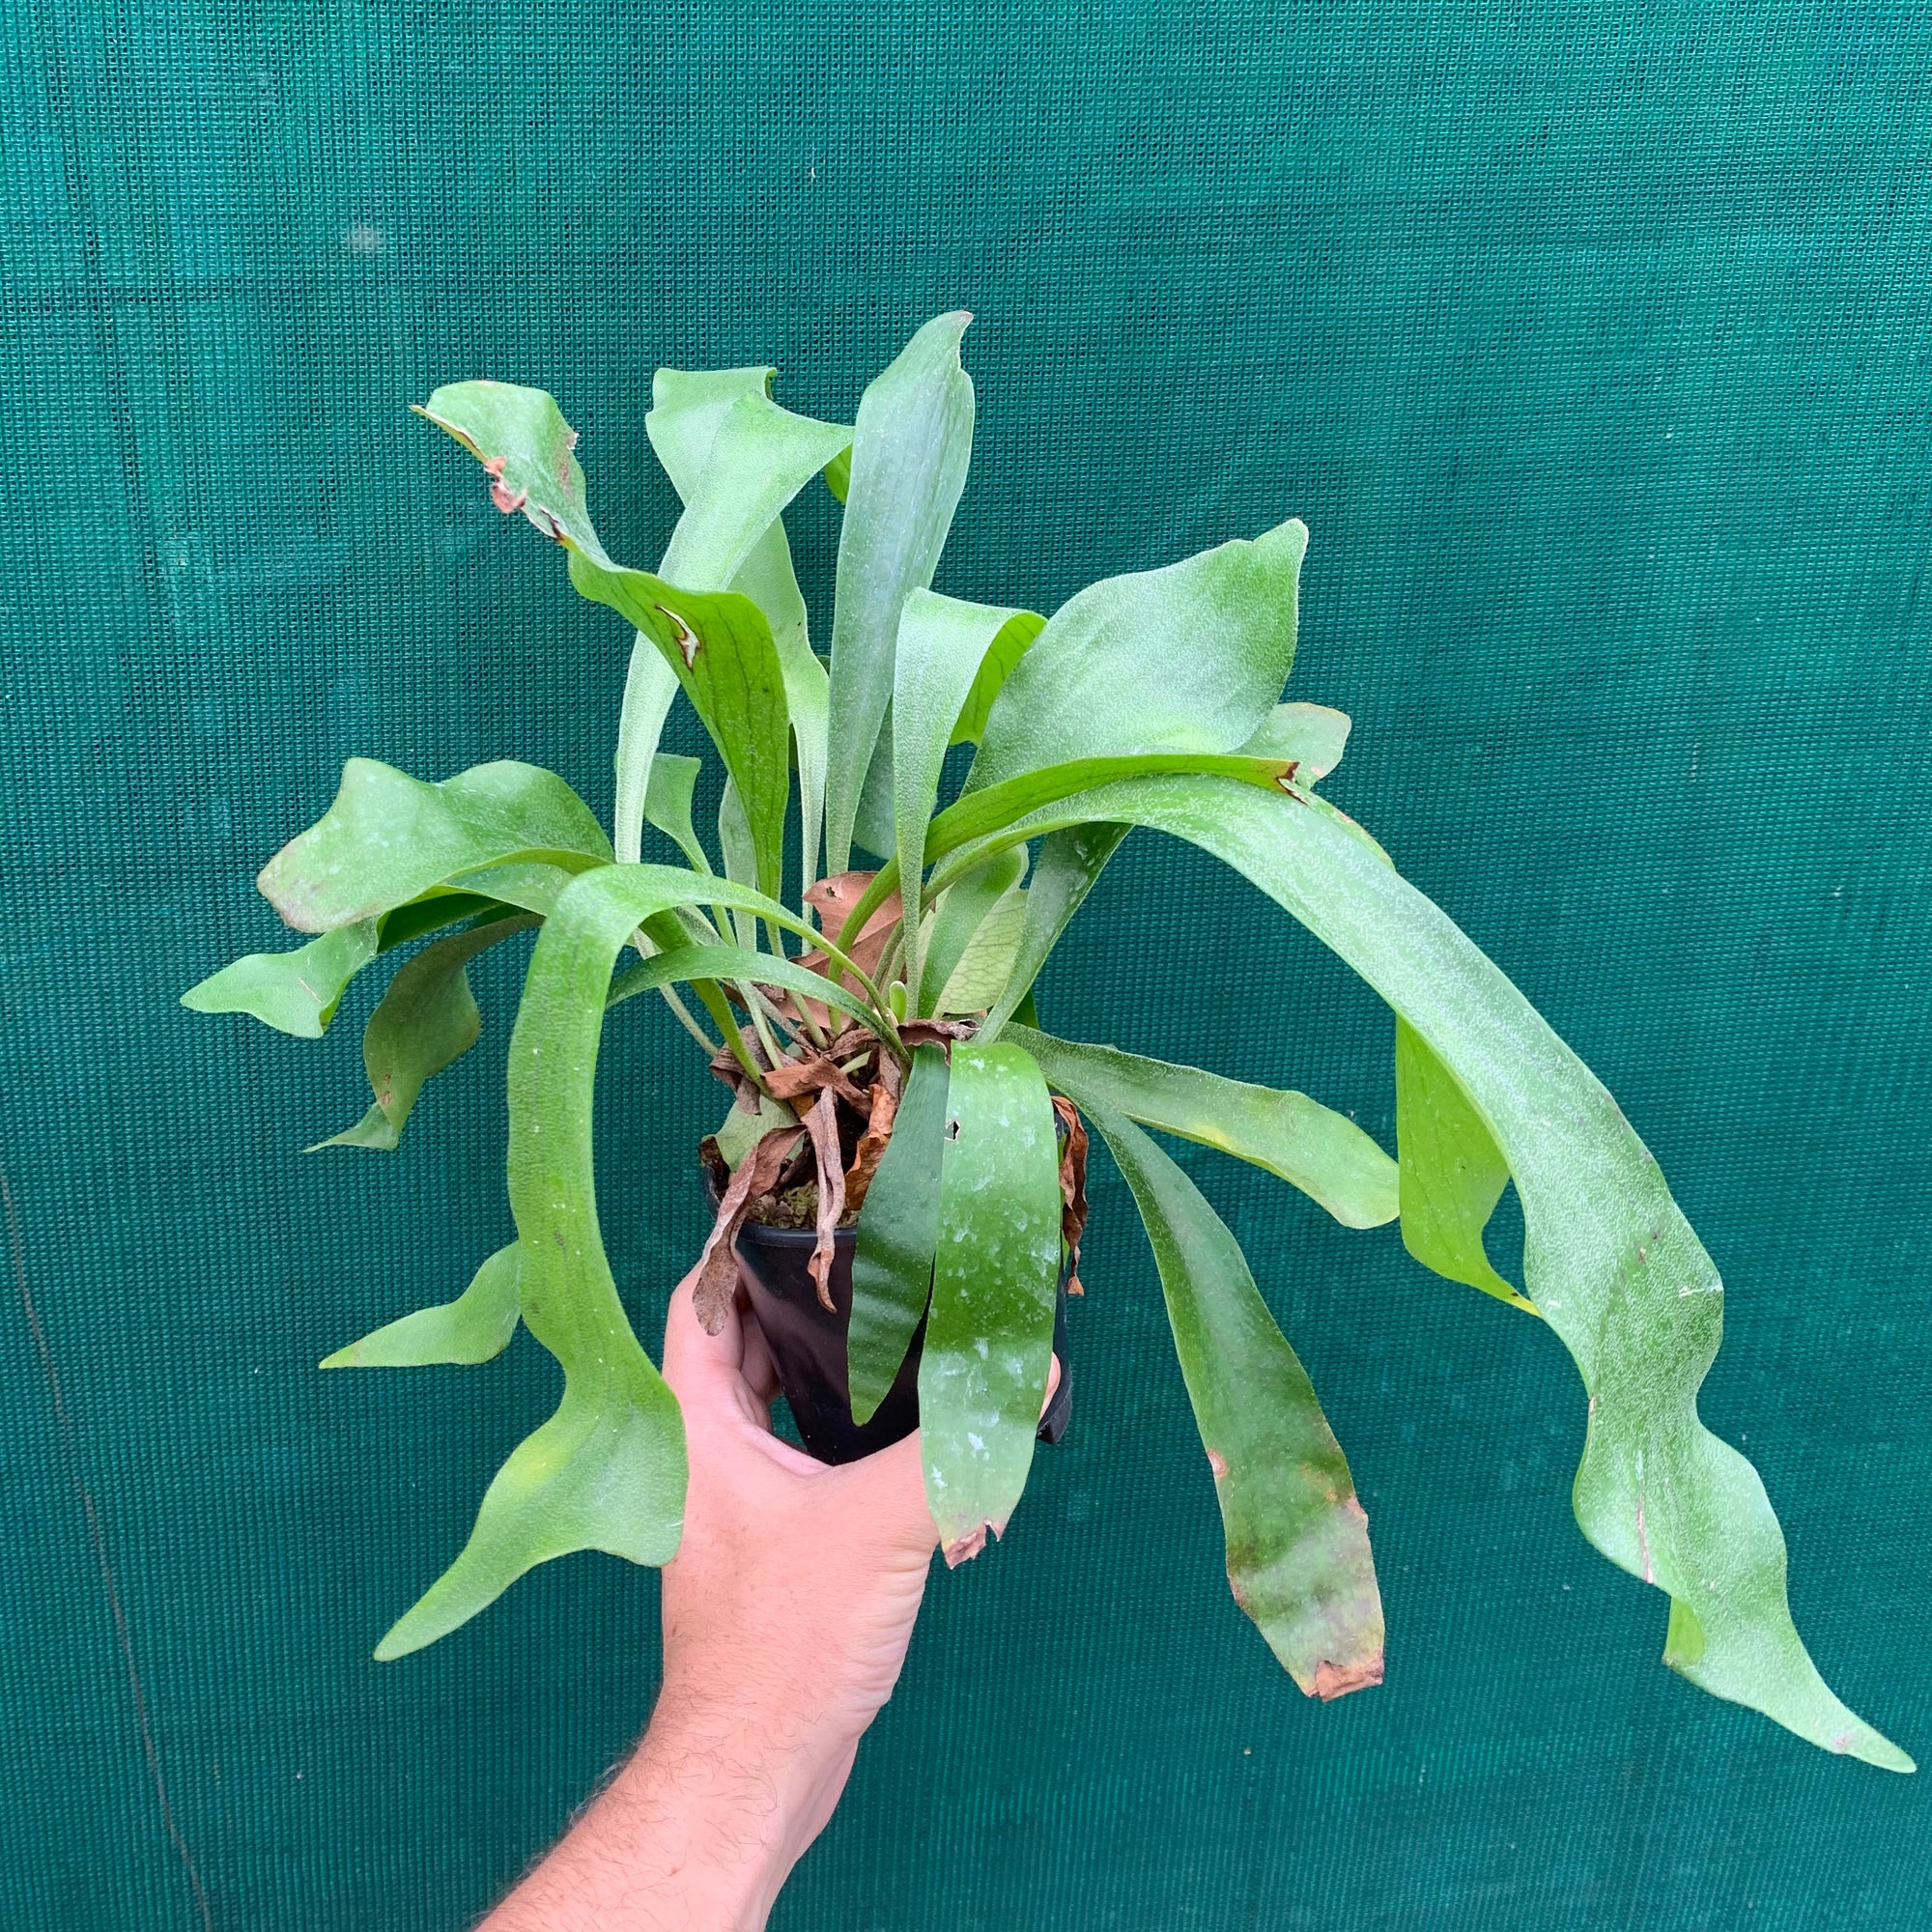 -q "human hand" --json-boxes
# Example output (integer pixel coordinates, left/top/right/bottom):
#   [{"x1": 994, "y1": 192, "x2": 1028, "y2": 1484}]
[
  {"x1": 484, "y1": 1264, "x2": 1054, "y2": 1930},
  {"x1": 640, "y1": 1258, "x2": 943, "y2": 1915}
]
